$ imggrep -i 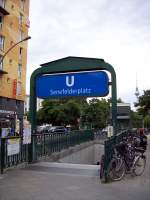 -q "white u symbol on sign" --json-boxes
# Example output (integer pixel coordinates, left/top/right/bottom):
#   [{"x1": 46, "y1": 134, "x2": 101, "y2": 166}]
[{"x1": 66, "y1": 76, "x2": 74, "y2": 87}]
